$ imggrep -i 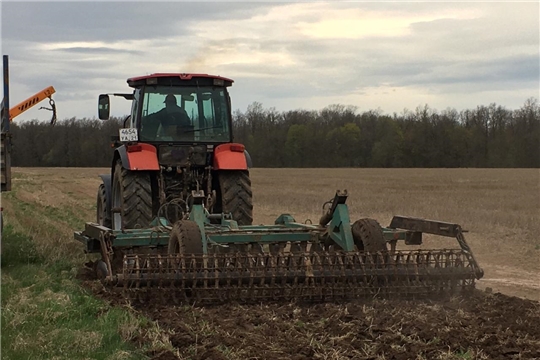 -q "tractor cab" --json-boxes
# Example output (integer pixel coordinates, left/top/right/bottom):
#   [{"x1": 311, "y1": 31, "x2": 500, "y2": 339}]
[{"x1": 99, "y1": 73, "x2": 234, "y2": 144}]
